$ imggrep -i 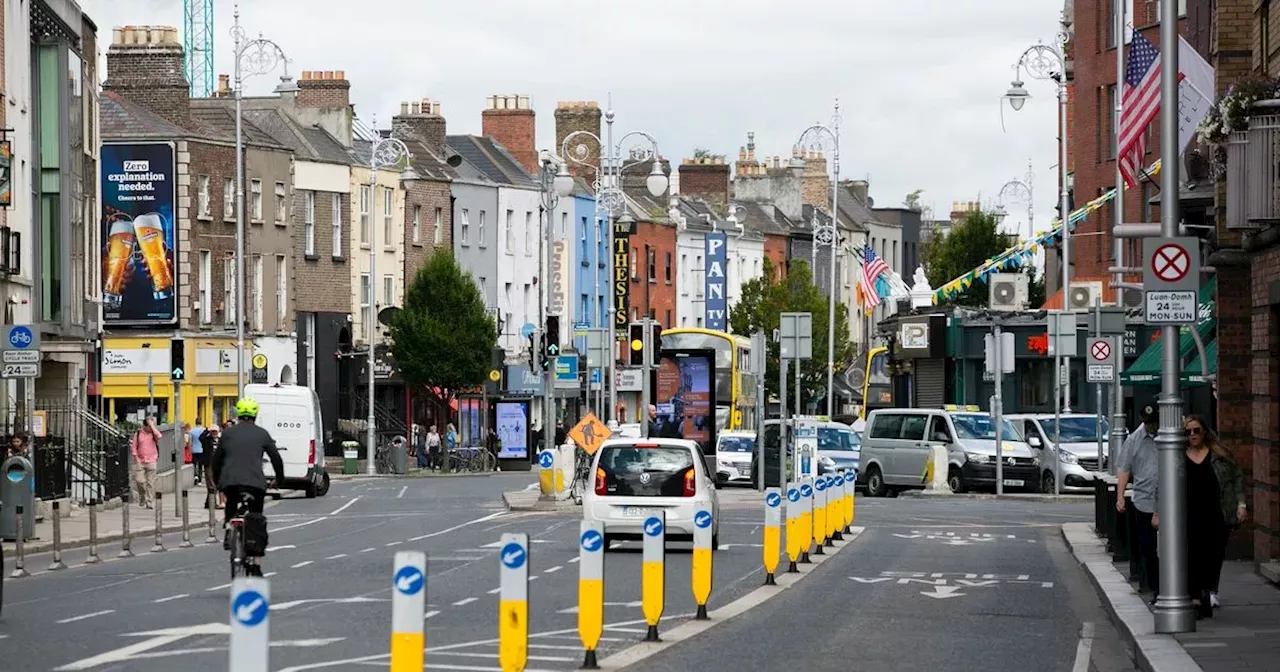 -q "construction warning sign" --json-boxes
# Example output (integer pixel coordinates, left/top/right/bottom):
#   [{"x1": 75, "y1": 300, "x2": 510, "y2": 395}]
[{"x1": 569, "y1": 412, "x2": 612, "y2": 455}]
